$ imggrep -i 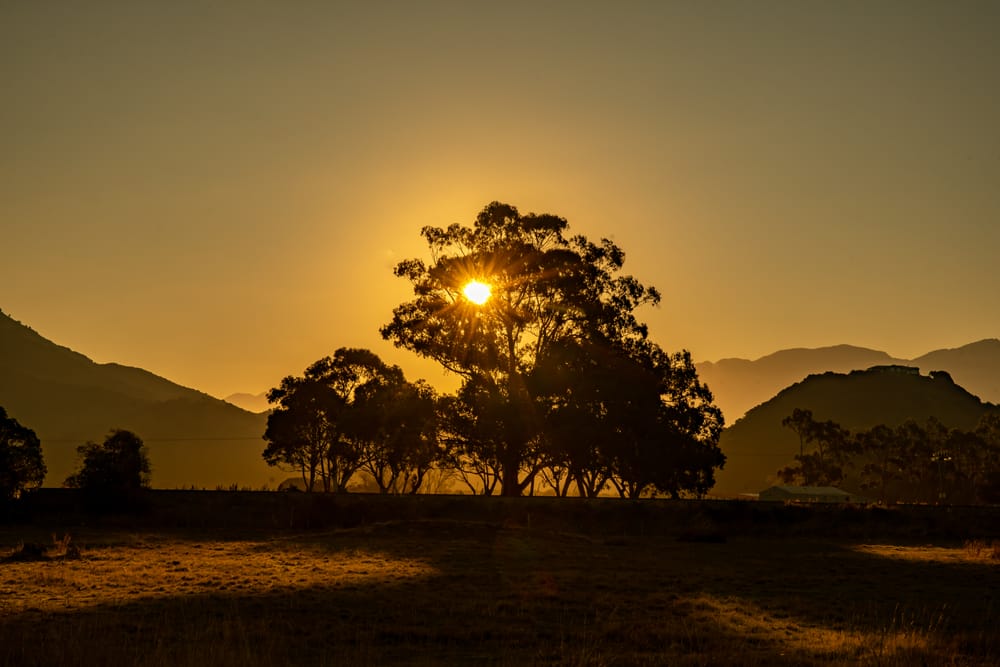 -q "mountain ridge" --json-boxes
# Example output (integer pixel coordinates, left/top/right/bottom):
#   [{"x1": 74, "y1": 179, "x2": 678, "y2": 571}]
[
  {"x1": 697, "y1": 340, "x2": 1000, "y2": 422},
  {"x1": 713, "y1": 365, "x2": 997, "y2": 495},
  {"x1": 0, "y1": 309, "x2": 272, "y2": 489}
]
